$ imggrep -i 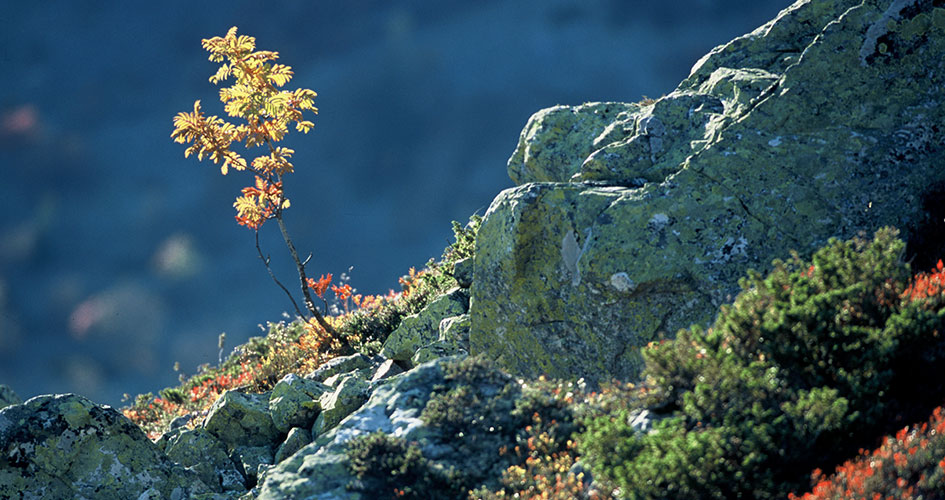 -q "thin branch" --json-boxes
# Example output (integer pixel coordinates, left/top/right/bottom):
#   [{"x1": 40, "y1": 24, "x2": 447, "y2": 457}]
[
  {"x1": 255, "y1": 230, "x2": 305, "y2": 319},
  {"x1": 274, "y1": 211, "x2": 353, "y2": 354}
]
